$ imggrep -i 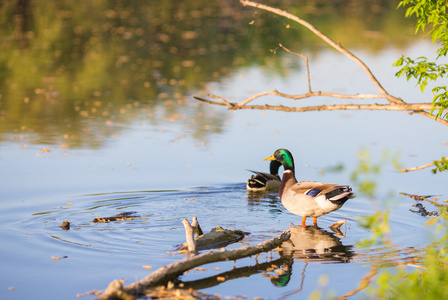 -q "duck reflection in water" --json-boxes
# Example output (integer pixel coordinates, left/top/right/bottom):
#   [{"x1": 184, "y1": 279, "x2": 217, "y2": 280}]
[
  {"x1": 270, "y1": 225, "x2": 354, "y2": 288},
  {"x1": 175, "y1": 225, "x2": 354, "y2": 291}
]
